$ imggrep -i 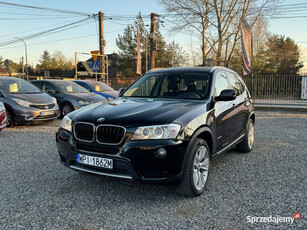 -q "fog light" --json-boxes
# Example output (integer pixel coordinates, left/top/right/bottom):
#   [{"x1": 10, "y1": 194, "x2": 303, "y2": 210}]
[{"x1": 156, "y1": 148, "x2": 167, "y2": 158}]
